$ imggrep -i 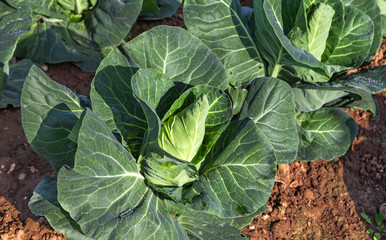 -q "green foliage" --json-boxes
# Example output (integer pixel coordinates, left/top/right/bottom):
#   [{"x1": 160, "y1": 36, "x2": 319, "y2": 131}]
[
  {"x1": 22, "y1": 26, "x2": 294, "y2": 239},
  {"x1": 184, "y1": 0, "x2": 386, "y2": 162},
  {"x1": 361, "y1": 212, "x2": 386, "y2": 240},
  {"x1": 0, "y1": 0, "x2": 181, "y2": 72},
  {"x1": 0, "y1": 6, "x2": 33, "y2": 108}
]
